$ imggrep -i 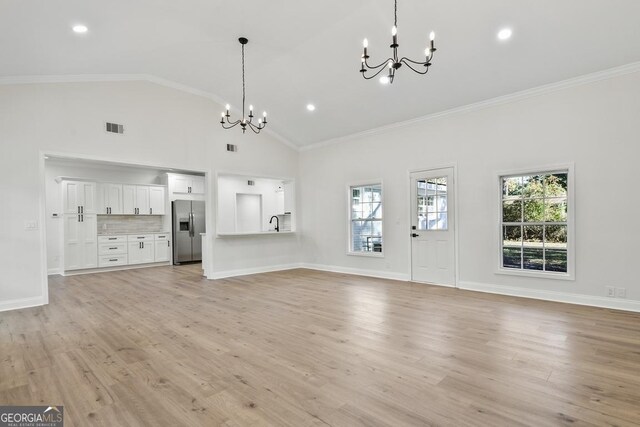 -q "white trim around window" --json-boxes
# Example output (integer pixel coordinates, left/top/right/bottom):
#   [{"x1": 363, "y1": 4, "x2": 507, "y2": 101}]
[
  {"x1": 495, "y1": 163, "x2": 575, "y2": 281},
  {"x1": 347, "y1": 180, "x2": 384, "y2": 258}
]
